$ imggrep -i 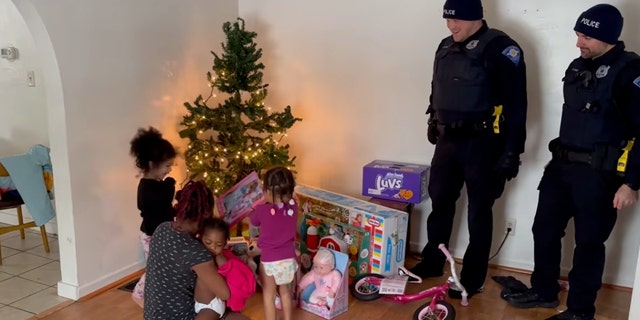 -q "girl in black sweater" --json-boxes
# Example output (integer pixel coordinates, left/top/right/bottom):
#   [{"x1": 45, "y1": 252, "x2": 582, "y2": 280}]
[{"x1": 129, "y1": 126, "x2": 177, "y2": 308}]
